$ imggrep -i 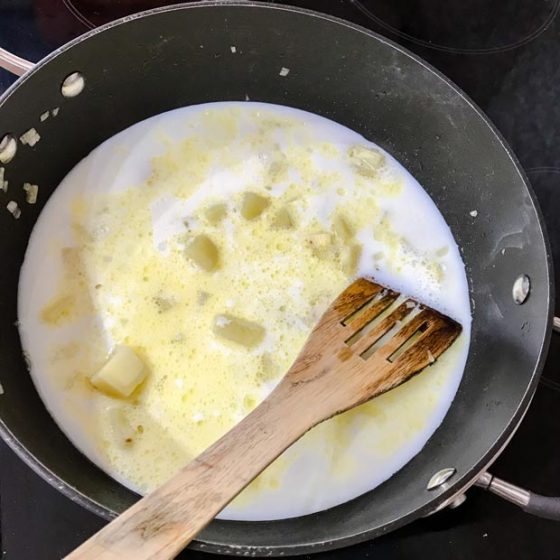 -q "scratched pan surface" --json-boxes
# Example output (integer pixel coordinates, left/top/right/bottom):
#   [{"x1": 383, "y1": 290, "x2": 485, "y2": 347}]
[{"x1": 0, "y1": 2, "x2": 552, "y2": 556}]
